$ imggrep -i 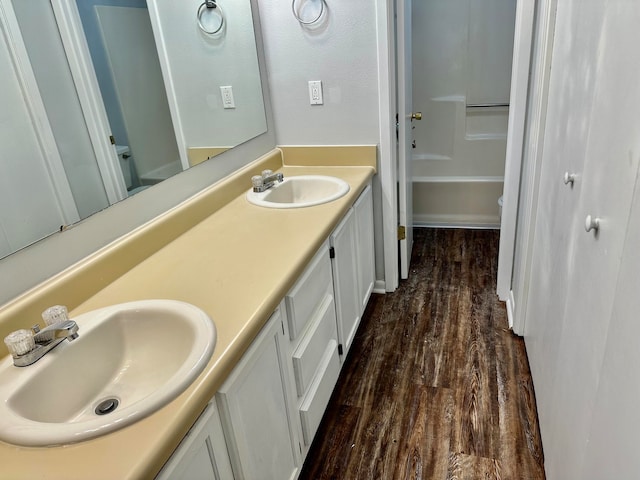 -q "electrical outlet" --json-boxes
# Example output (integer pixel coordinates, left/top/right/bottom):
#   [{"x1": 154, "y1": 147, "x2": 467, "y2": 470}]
[
  {"x1": 308, "y1": 80, "x2": 323, "y2": 105},
  {"x1": 220, "y1": 86, "x2": 235, "y2": 109}
]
